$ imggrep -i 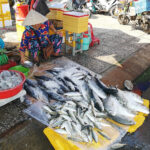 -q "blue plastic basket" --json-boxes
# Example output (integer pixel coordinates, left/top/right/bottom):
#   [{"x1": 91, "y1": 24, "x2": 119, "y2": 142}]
[
  {"x1": 0, "y1": 38, "x2": 5, "y2": 49},
  {"x1": 134, "y1": 0, "x2": 150, "y2": 14}
]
